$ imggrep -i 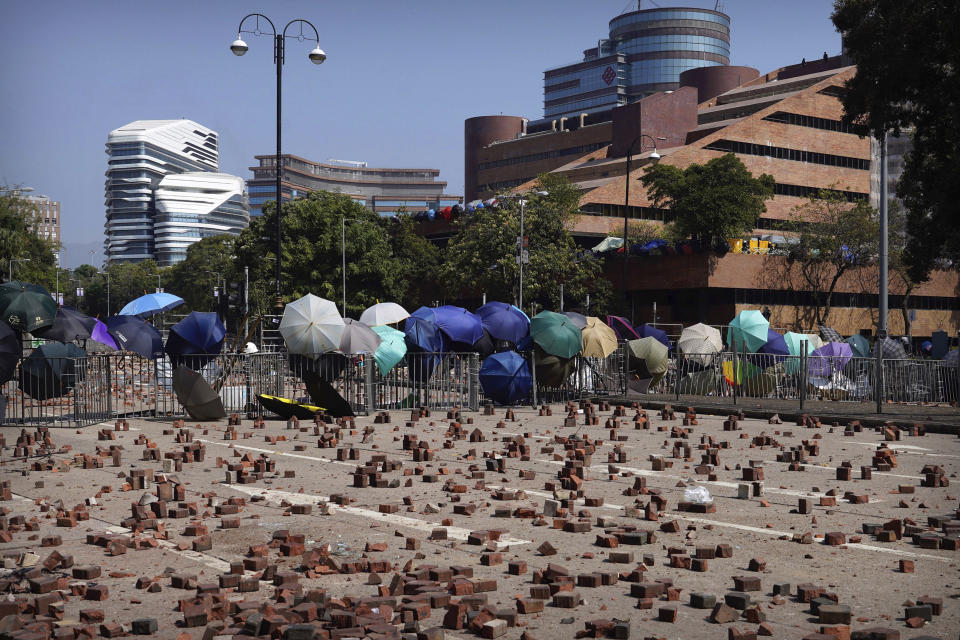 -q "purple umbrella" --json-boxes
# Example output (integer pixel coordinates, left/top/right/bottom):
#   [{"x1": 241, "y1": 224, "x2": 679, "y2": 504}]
[
  {"x1": 606, "y1": 315, "x2": 641, "y2": 341},
  {"x1": 635, "y1": 324, "x2": 671, "y2": 350},
  {"x1": 809, "y1": 341, "x2": 853, "y2": 377},
  {"x1": 90, "y1": 319, "x2": 118, "y2": 350}
]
